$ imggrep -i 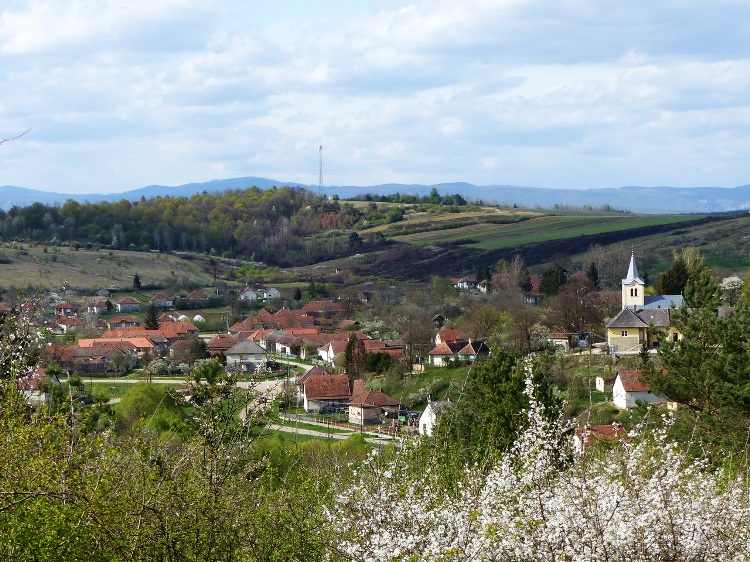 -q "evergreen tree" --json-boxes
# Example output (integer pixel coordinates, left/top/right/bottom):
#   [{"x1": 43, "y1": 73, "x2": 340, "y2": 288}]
[
  {"x1": 133, "y1": 272, "x2": 141, "y2": 290},
  {"x1": 656, "y1": 255, "x2": 689, "y2": 295},
  {"x1": 434, "y1": 351, "x2": 558, "y2": 463},
  {"x1": 586, "y1": 262, "x2": 600, "y2": 289},
  {"x1": 540, "y1": 263, "x2": 565, "y2": 297},
  {"x1": 650, "y1": 300, "x2": 750, "y2": 454},
  {"x1": 144, "y1": 303, "x2": 160, "y2": 330},
  {"x1": 684, "y1": 267, "x2": 720, "y2": 309}
]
